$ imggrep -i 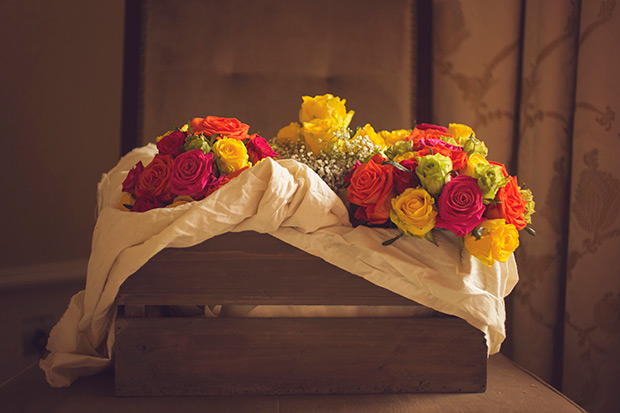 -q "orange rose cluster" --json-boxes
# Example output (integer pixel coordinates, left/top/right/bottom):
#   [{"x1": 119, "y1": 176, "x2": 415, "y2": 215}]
[{"x1": 120, "y1": 116, "x2": 277, "y2": 212}]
